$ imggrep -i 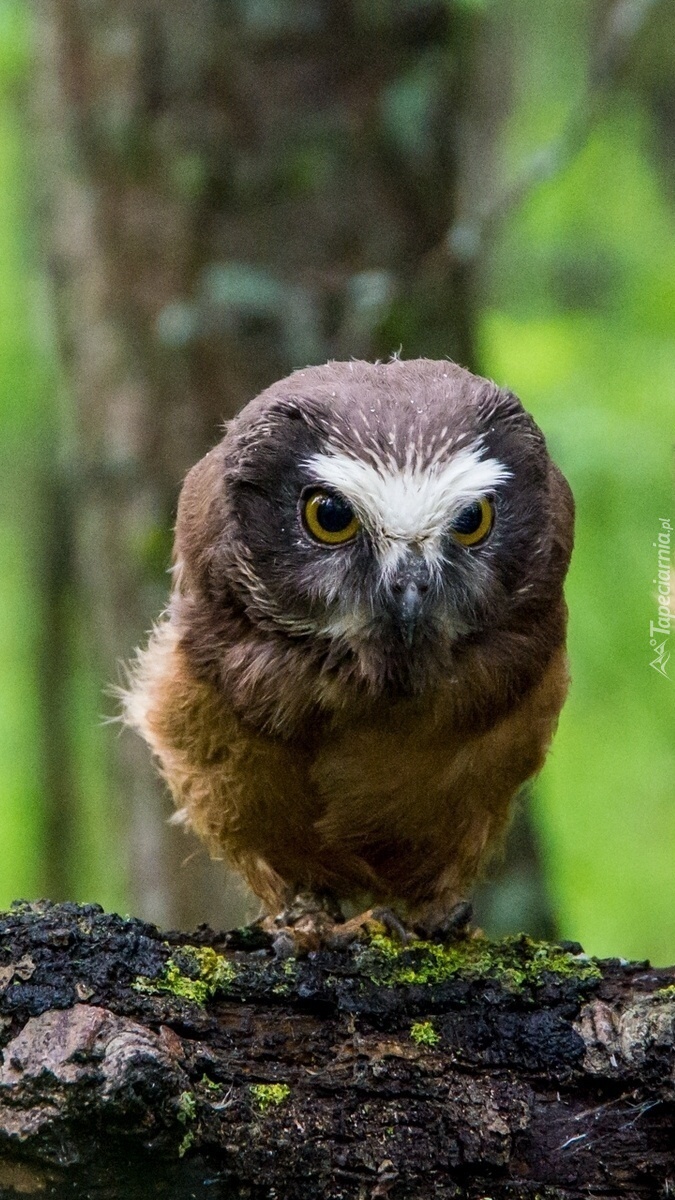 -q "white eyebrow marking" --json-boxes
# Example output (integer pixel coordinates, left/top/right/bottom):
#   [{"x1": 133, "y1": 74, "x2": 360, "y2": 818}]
[{"x1": 305, "y1": 440, "x2": 511, "y2": 571}]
